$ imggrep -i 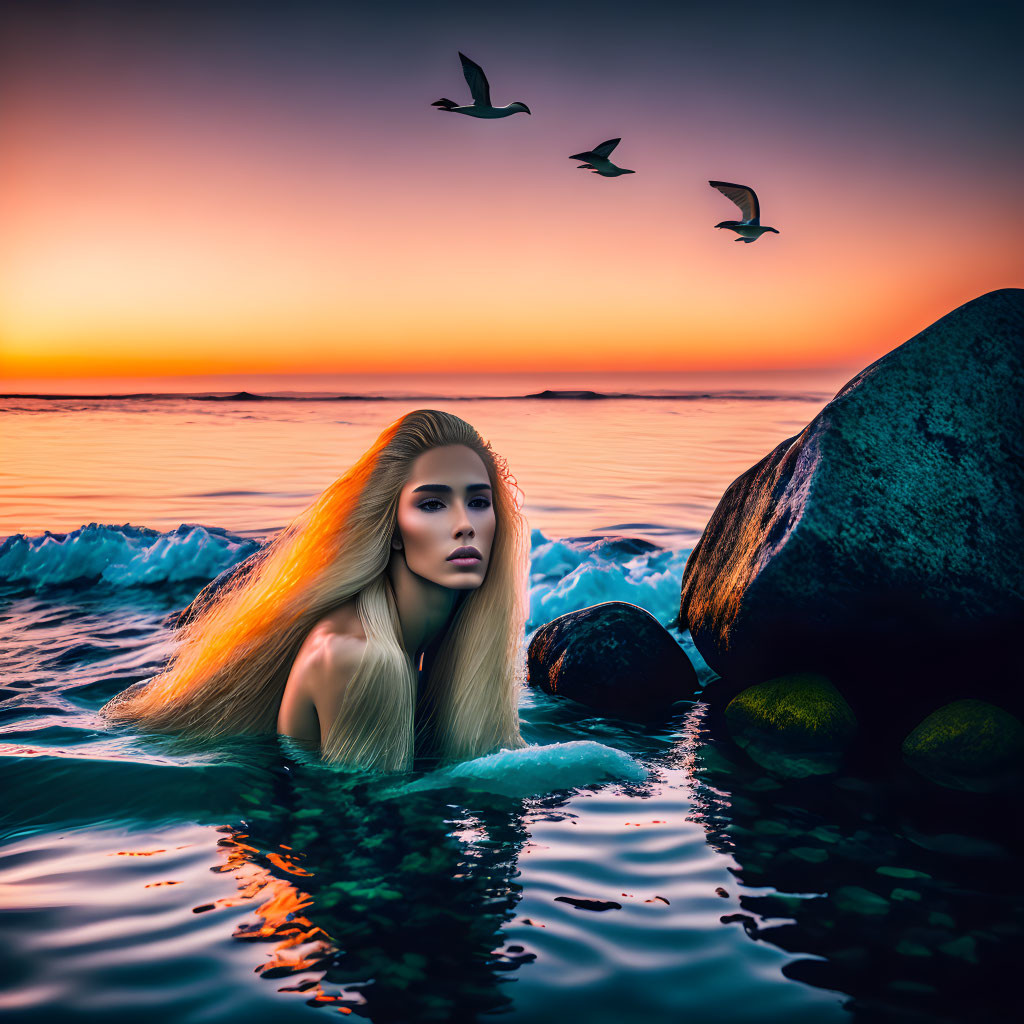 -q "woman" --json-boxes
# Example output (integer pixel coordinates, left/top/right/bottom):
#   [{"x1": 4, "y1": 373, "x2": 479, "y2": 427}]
[{"x1": 101, "y1": 409, "x2": 528, "y2": 771}]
